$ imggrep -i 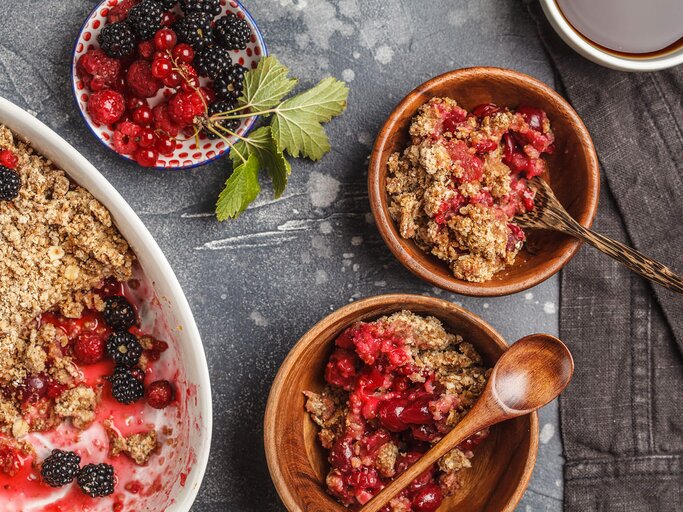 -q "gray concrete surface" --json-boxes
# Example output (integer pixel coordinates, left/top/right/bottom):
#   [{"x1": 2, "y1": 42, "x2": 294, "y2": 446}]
[{"x1": 0, "y1": 0, "x2": 563, "y2": 509}]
